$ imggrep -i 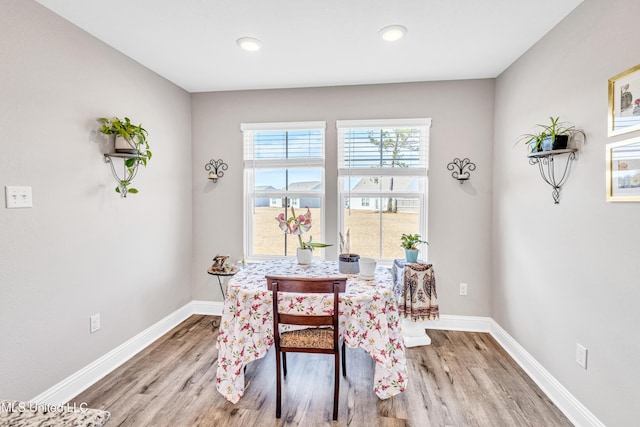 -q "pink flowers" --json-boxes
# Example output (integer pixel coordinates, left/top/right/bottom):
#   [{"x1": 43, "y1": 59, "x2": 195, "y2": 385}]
[
  {"x1": 276, "y1": 207, "x2": 312, "y2": 236},
  {"x1": 275, "y1": 206, "x2": 331, "y2": 250}
]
